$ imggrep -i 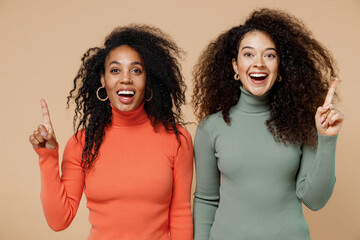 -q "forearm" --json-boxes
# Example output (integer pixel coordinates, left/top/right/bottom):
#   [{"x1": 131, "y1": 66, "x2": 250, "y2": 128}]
[
  {"x1": 296, "y1": 134, "x2": 337, "y2": 210},
  {"x1": 169, "y1": 200, "x2": 193, "y2": 240},
  {"x1": 35, "y1": 141, "x2": 84, "y2": 230},
  {"x1": 169, "y1": 173, "x2": 193, "y2": 240},
  {"x1": 193, "y1": 193, "x2": 219, "y2": 240}
]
